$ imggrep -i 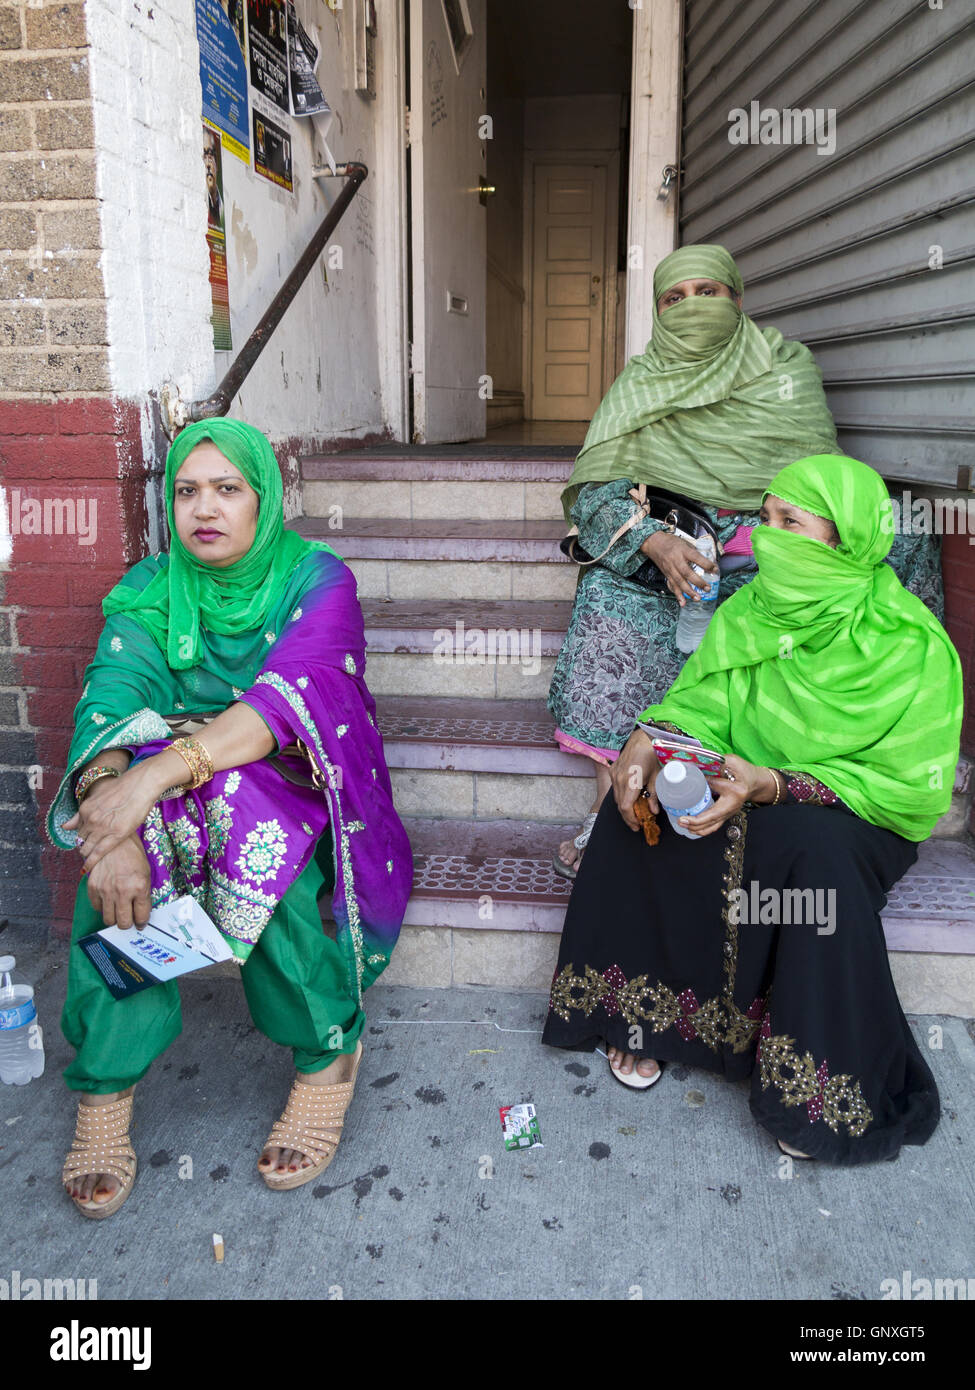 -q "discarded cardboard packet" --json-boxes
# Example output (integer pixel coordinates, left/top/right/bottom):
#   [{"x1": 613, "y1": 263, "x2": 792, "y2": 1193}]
[{"x1": 499, "y1": 1103, "x2": 543, "y2": 1151}]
